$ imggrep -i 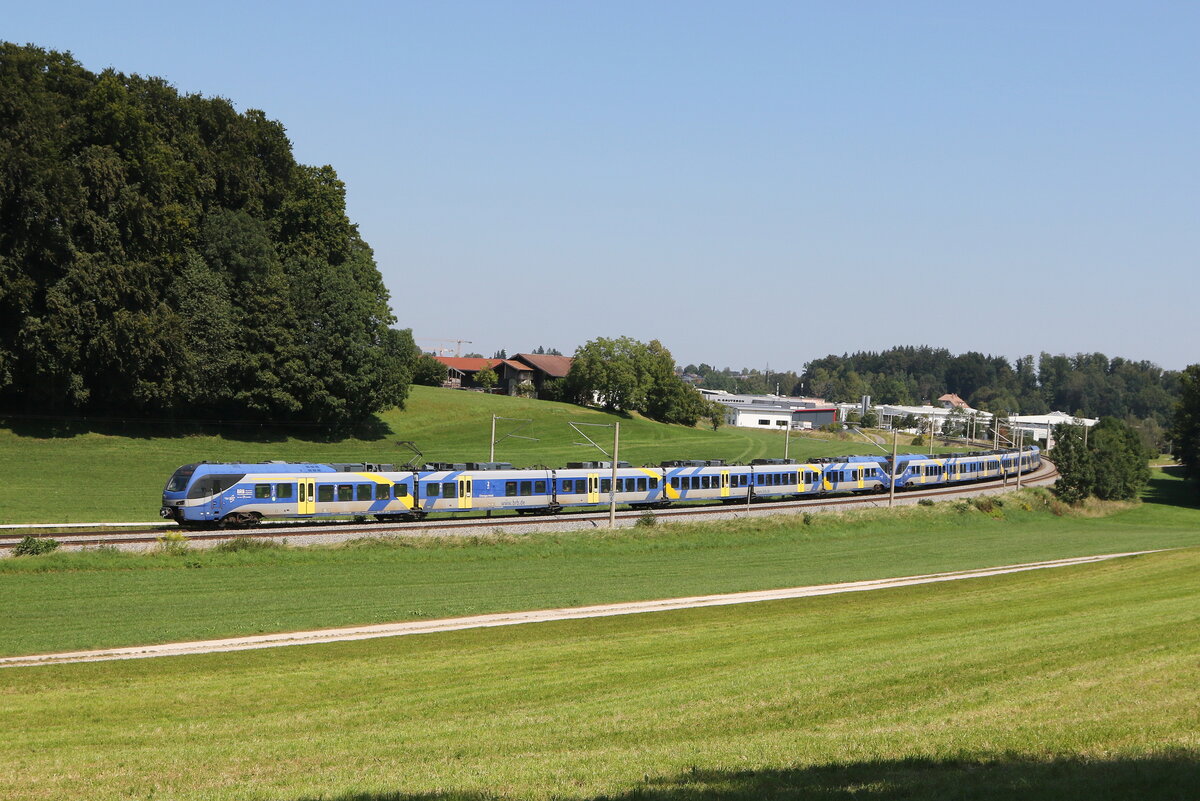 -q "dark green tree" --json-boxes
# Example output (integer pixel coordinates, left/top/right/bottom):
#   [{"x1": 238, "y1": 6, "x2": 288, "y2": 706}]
[
  {"x1": 0, "y1": 43, "x2": 411, "y2": 425},
  {"x1": 1049, "y1": 424, "x2": 1096, "y2": 504},
  {"x1": 1171, "y1": 364, "x2": 1200, "y2": 490},
  {"x1": 411, "y1": 355, "x2": 448, "y2": 387},
  {"x1": 1088, "y1": 418, "x2": 1151, "y2": 501}
]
